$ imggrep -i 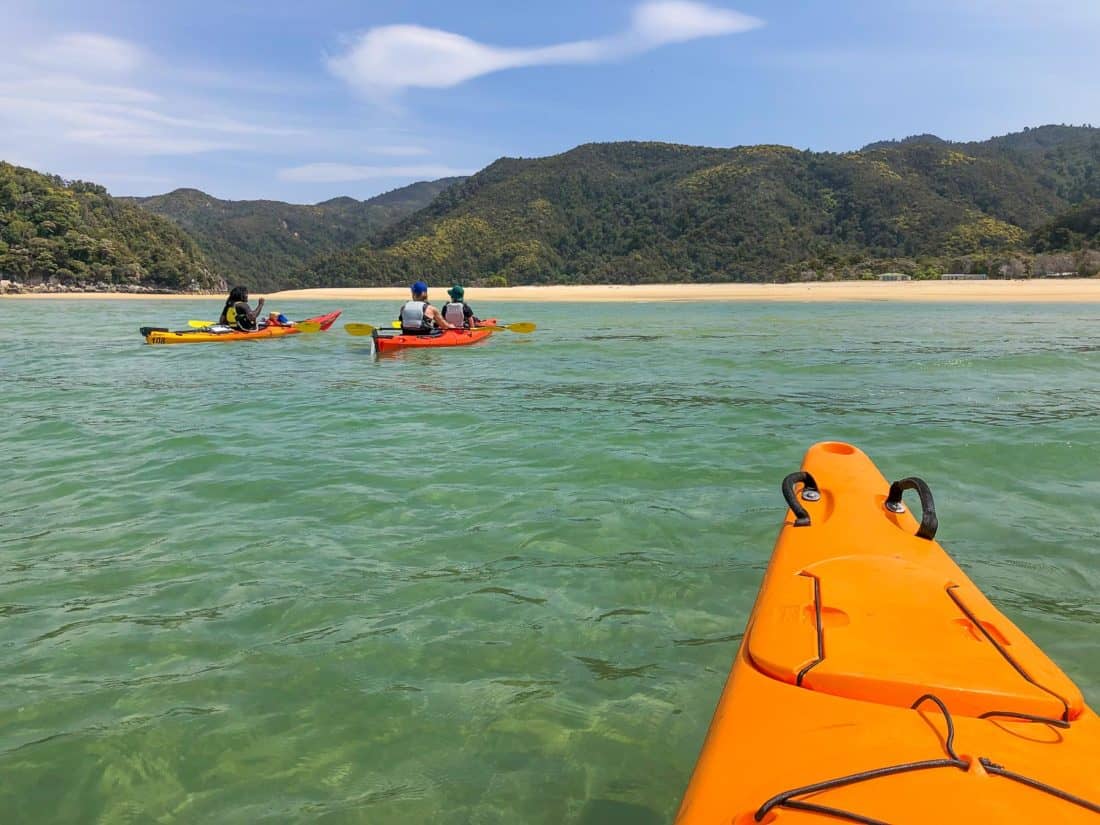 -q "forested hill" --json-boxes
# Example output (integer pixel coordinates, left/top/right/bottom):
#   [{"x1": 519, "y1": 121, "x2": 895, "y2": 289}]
[
  {"x1": 0, "y1": 162, "x2": 220, "y2": 292},
  {"x1": 124, "y1": 178, "x2": 462, "y2": 292},
  {"x1": 1032, "y1": 199, "x2": 1100, "y2": 251},
  {"x1": 300, "y1": 125, "x2": 1100, "y2": 287}
]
